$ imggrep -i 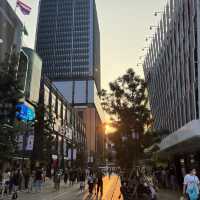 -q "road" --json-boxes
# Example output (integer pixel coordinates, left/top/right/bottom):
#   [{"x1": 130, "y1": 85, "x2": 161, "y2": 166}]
[{"x1": 17, "y1": 175, "x2": 122, "y2": 200}]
